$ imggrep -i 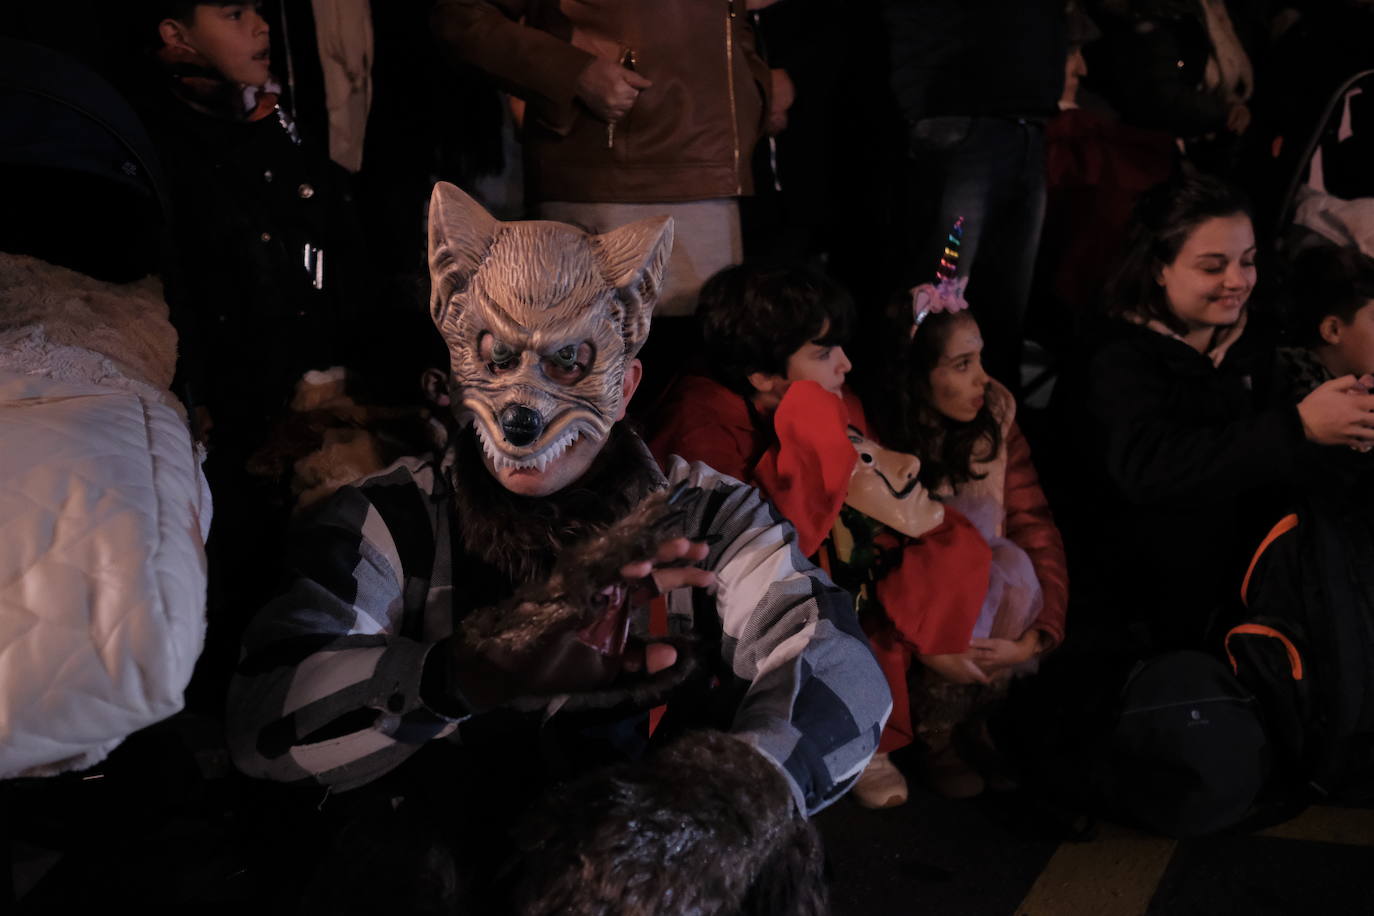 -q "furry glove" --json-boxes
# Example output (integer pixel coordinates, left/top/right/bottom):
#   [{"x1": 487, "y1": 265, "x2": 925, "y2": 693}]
[
  {"x1": 511, "y1": 730, "x2": 828, "y2": 916},
  {"x1": 423, "y1": 484, "x2": 704, "y2": 715}
]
